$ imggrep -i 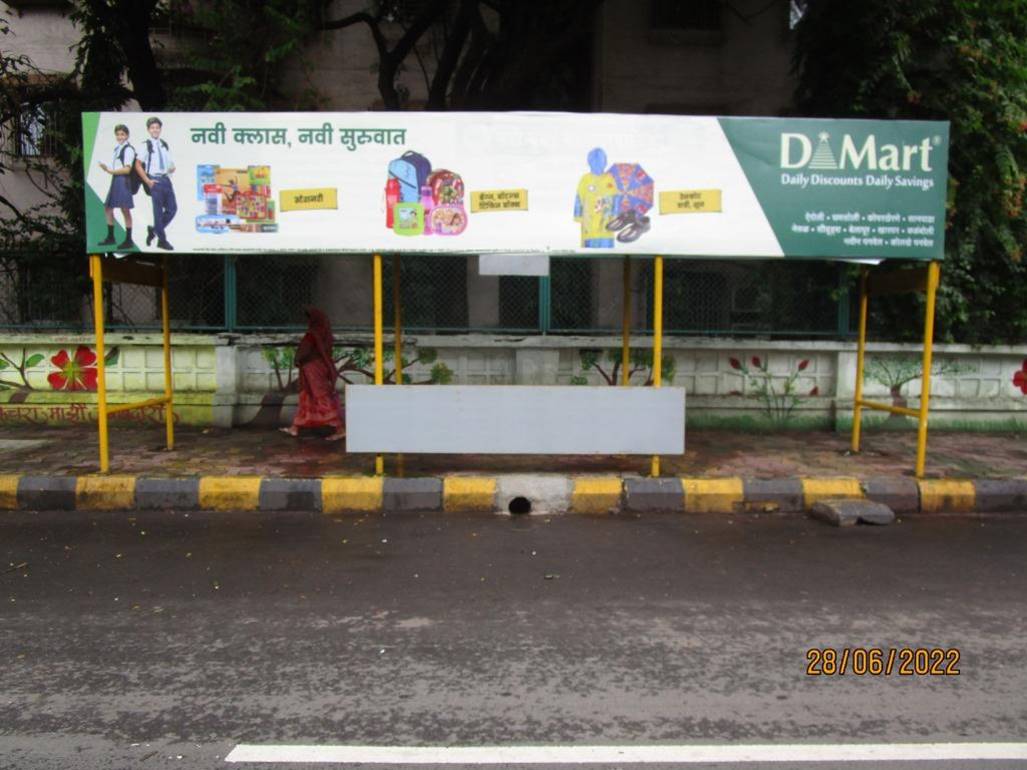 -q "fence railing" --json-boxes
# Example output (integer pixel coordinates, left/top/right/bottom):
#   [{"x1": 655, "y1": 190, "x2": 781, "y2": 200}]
[{"x1": 0, "y1": 253, "x2": 854, "y2": 337}]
